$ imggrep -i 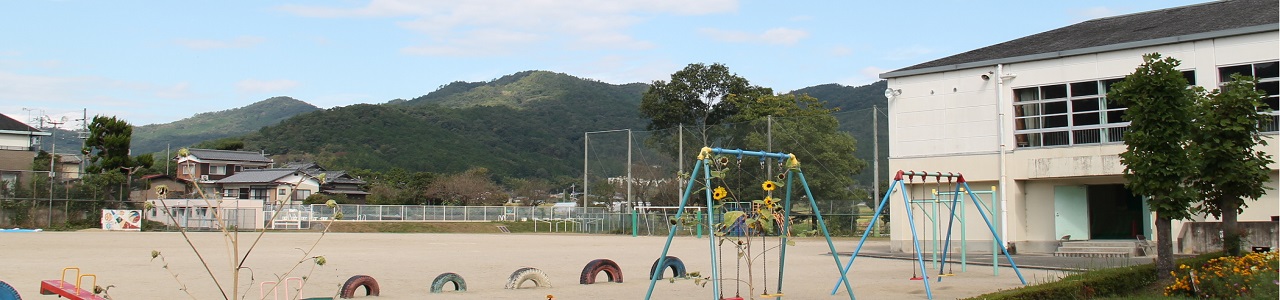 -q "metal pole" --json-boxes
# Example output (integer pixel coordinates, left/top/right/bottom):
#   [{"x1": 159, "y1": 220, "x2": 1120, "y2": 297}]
[
  {"x1": 996, "y1": 64, "x2": 1011, "y2": 246},
  {"x1": 873, "y1": 105, "x2": 881, "y2": 237},
  {"x1": 678, "y1": 124, "x2": 683, "y2": 205},
  {"x1": 583, "y1": 132, "x2": 588, "y2": 208},
  {"x1": 627, "y1": 129, "x2": 632, "y2": 210}
]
